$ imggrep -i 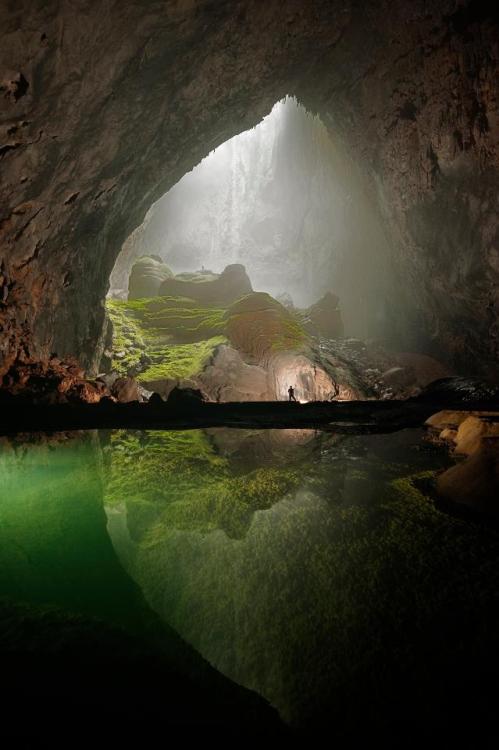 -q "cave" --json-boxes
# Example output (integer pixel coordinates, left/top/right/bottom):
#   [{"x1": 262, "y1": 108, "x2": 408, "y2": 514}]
[{"x1": 1, "y1": 0, "x2": 499, "y2": 743}]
